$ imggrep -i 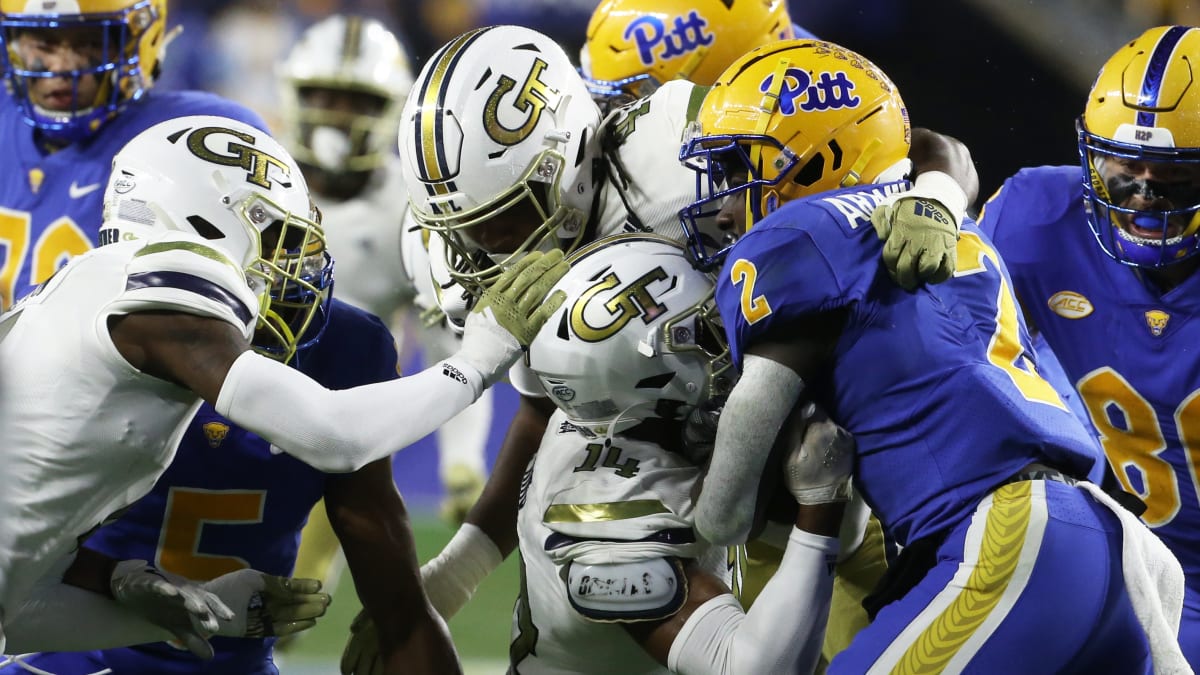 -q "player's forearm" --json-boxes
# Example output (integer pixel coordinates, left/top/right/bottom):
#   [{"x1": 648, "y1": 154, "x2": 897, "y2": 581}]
[
  {"x1": 327, "y1": 461, "x2": 428, "y2": 647},
  {"x1": 215, "y1": 351, "x2": 482, "y2": 473},
  {"x1": 910, "y1": 127, "x2": 979, "y2": 207},
  {"x1": 5, "y1": 573, "x2": 172, "y2": 651},
  {"x1": 695, "y1": 355, "x2": 803, "y2": 545},
  {"x1": 667, "y1": 528, "x2": 840, "y2": 675}
]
